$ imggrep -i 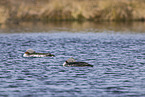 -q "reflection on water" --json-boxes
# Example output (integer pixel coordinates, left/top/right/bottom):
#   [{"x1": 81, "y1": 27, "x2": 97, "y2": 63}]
[{"x1": 0, "y1": 21, "x2": 145, "y2": 33}]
